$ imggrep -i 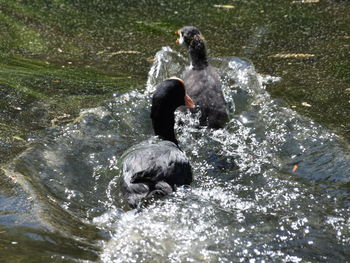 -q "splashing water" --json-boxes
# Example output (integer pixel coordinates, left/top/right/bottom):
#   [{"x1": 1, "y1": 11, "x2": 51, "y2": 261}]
[{"x1": 4, "y1": 47, "x2": 350, "y2": 262}]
